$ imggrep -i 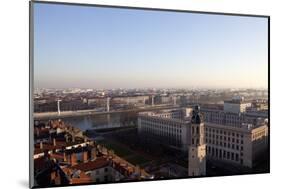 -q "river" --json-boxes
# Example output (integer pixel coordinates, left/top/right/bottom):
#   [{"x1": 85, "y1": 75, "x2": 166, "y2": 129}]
[{"x1": 56, "y1": 112, "x2": 138, "y2": 131}]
